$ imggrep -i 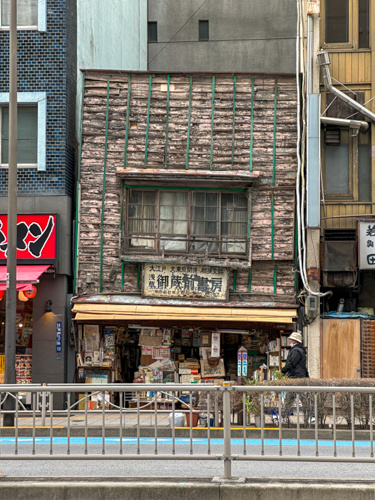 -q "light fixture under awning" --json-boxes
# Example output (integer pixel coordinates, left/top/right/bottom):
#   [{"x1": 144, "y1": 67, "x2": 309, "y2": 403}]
[
  {"x1": 72, "y1": 303, "x2": 297, "y2": 324},
  {"x1": 0, "y1": 265, "x2": 50, "y2": 291}
]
